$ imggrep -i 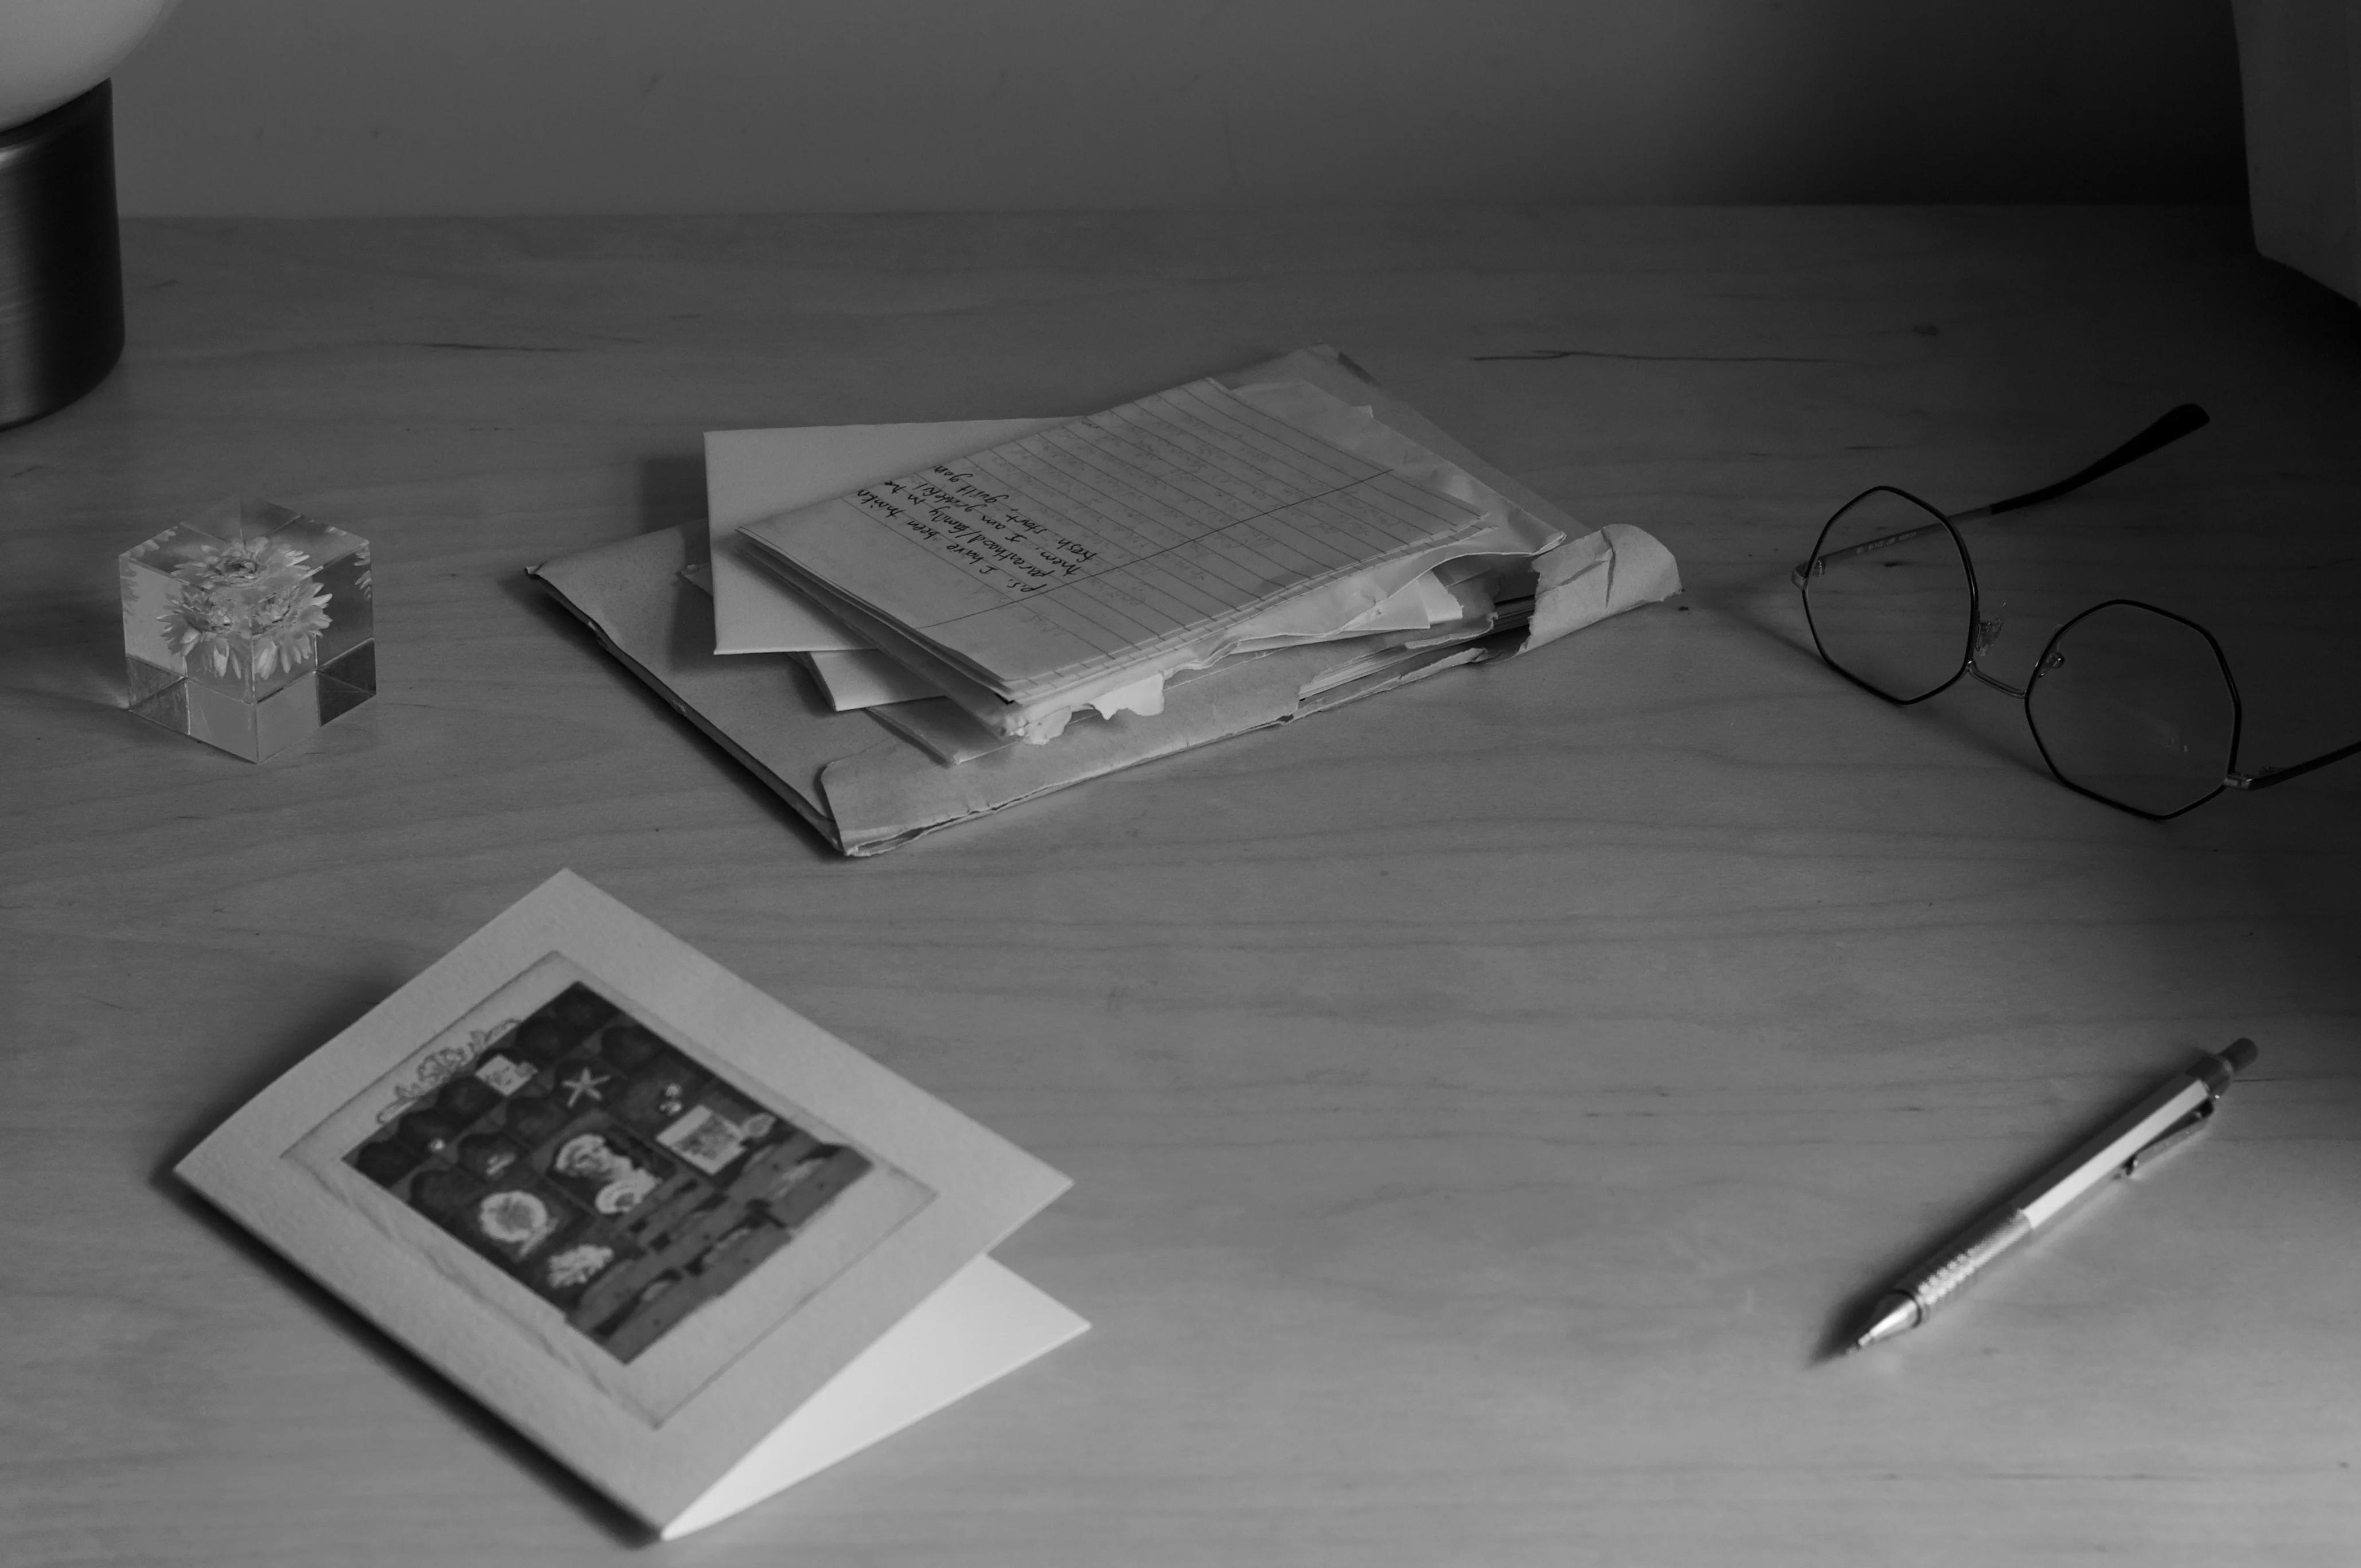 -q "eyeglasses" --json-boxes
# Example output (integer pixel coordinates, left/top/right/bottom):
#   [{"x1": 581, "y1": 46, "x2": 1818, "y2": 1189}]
[{"x1": 1793, "y1": 405, "x2": 2361, "y2": 819}]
